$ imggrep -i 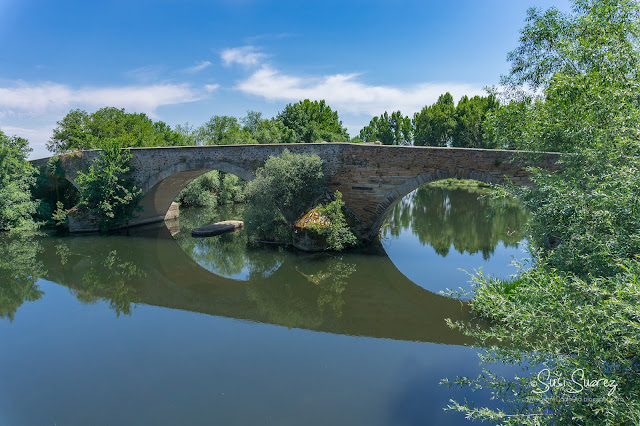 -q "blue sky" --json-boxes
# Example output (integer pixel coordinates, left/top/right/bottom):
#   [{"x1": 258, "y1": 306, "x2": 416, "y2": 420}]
[{"x1": 0, "y1": 0, "x2": 570, "y2": 159}]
